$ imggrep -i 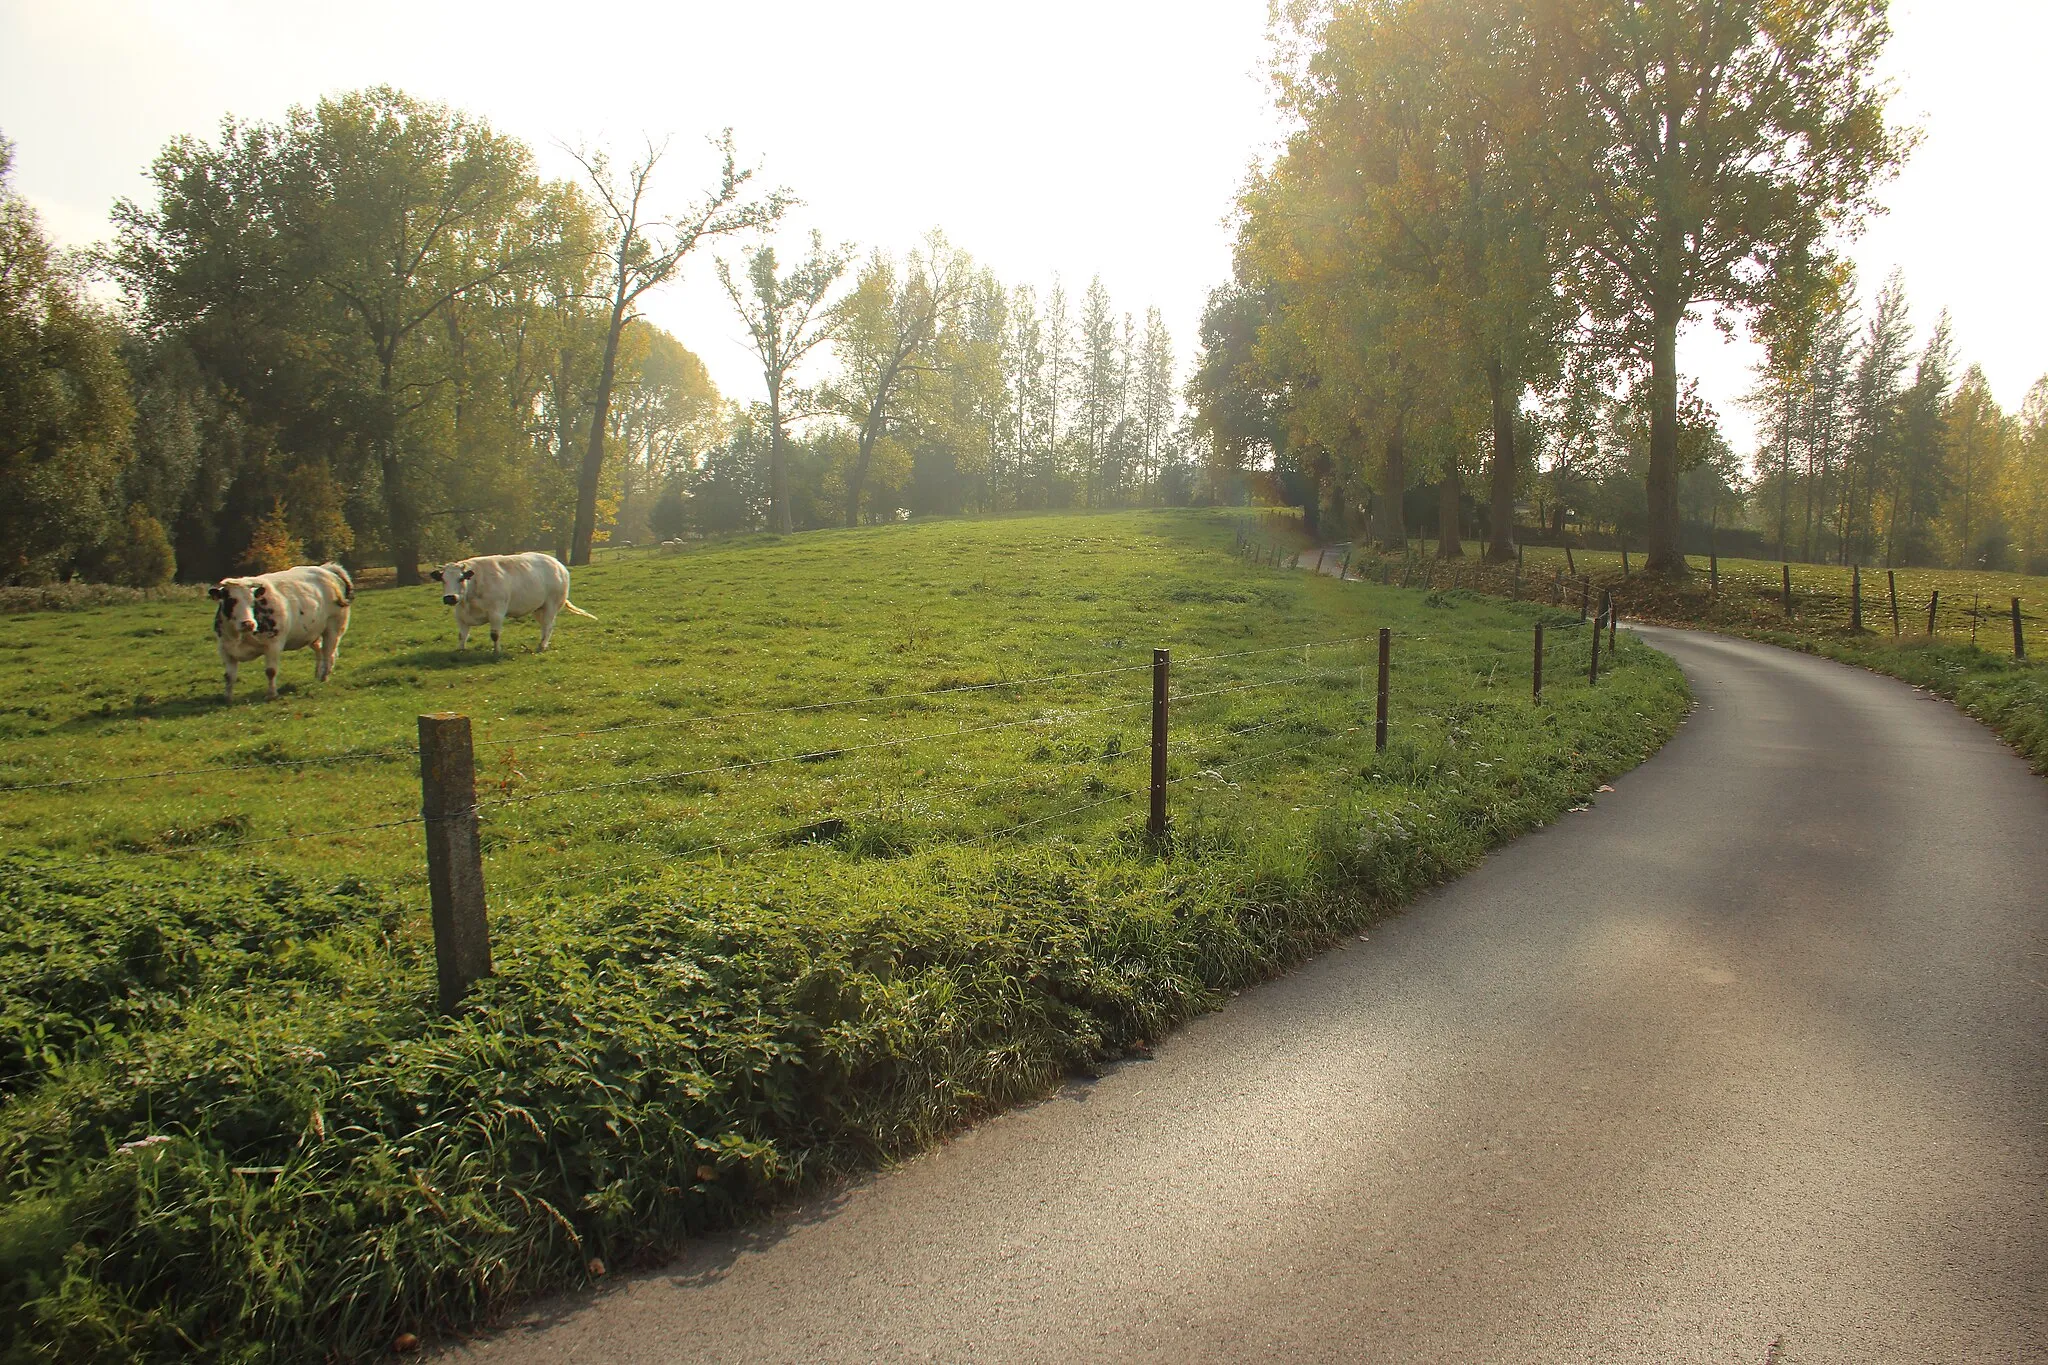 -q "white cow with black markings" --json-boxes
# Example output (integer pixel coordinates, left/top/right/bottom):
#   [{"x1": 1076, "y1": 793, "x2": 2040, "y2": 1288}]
[
  {"x1": 209, "y1": 562, "x2": 354, "y2": 702},
  {"x1": 431, "y1": 552, "x2": 596, "y2": 657}
]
